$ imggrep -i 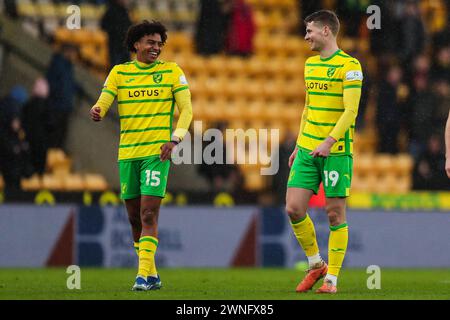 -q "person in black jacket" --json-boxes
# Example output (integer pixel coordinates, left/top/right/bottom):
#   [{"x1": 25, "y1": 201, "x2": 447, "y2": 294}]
[
  {"x1": 0, "y1": 86, "x2": 29, "y2": 195},
  {"x1": 376, "y1": 65, "x2": 404, "y2": 154},
  {"x1": 46, "y1": 43, "x2": 78, "y2": 151},
  {"x1": 21, "y1": 78, "x2": 51, "y2": 176},
  {"x1": 101, "y1": 0, "x2": 132, "y2": 68},
  {"x1": 195, "y1": 0, "x2": 232, "y2": 56},
  {"x1": 413, "y1": 134, "x2": 449, "y2": 190}
]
